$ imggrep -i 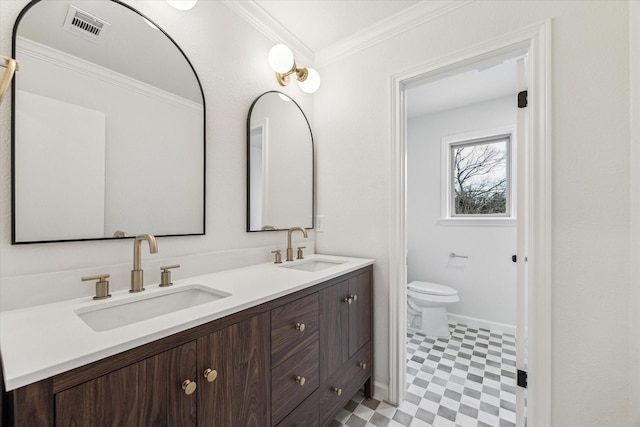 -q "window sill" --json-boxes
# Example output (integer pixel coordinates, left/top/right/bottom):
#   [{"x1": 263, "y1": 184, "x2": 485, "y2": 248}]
[{"x1": 437, "y1": 218, "x2": 516, "y2": 227}]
